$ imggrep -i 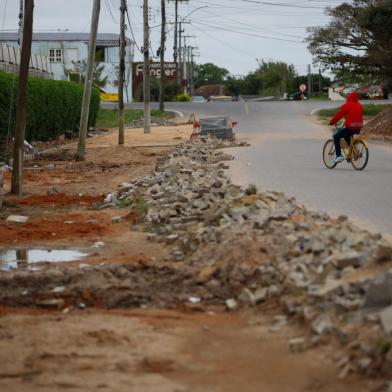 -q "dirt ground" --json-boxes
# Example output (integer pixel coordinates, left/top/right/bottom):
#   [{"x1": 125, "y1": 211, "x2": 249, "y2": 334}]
[
  {"x1": 362, "y1": 105, "x2": 392, "y2": 140},
  {"x1": 0, "y1": 308, "x2": 375, "y2": 392},
  {"x1": 0, "y1": 125, "x2": 384, "y2": 391}
]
